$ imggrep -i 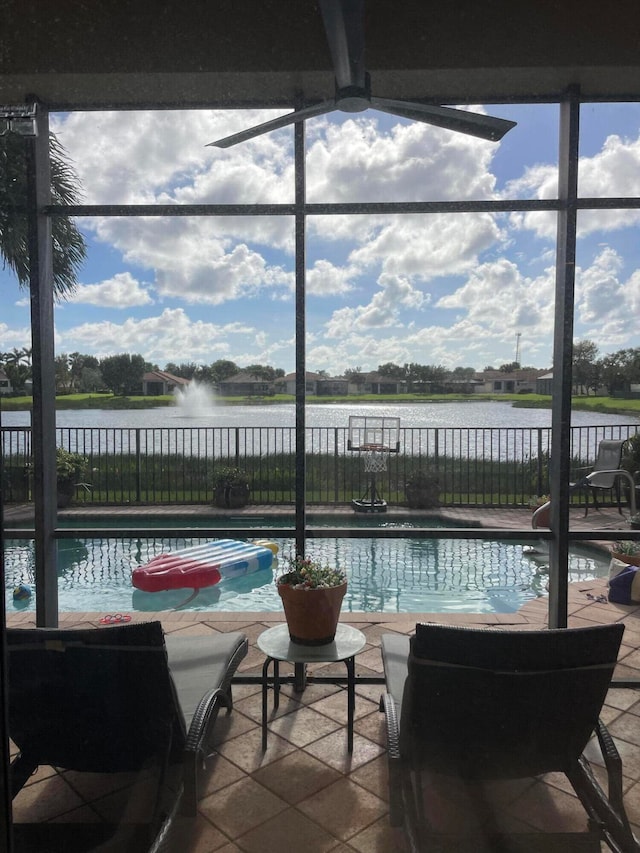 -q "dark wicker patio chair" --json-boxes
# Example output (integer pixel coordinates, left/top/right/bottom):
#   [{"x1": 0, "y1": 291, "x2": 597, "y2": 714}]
[
  {"x1": 7, "y1": 621, "x2": 247, "y2": 852},
  {"x1": 381, "y1": 622, "x2": 639, "y2": 853}
]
